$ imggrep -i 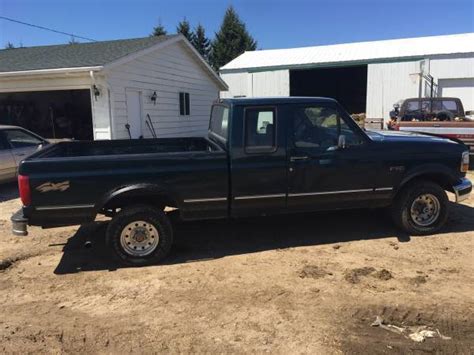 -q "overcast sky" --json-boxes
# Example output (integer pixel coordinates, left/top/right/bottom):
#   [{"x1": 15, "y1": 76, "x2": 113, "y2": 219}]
[{"x1": 1, "y1": 0, "x2": 473, "y2": 49}]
